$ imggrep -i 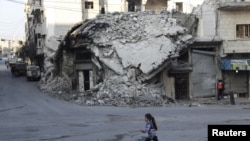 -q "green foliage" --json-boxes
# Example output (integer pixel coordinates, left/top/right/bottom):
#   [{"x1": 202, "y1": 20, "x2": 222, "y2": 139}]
[{"x1": 20, "y1": 42, "x2": 36, "y2": 64}]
